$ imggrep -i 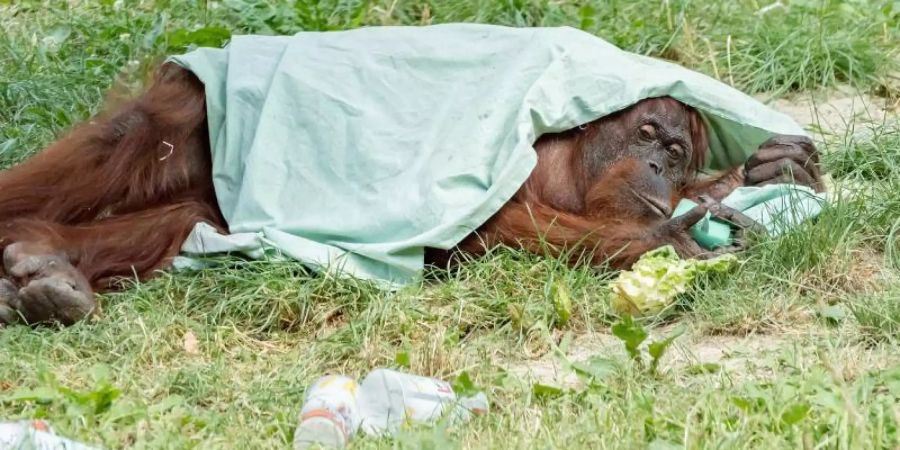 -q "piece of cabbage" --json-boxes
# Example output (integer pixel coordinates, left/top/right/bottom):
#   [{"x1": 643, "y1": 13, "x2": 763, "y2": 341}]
[{"x1": 610, "y1": 246, "x2": 737, "y2": 316}]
